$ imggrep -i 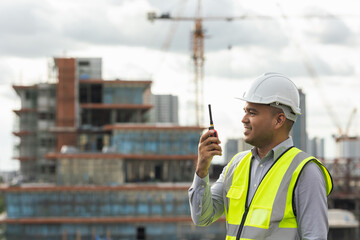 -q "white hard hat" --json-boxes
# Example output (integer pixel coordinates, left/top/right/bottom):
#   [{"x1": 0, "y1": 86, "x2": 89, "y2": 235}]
[{"x1": 238, "y1": 72, "x2": 301, "y2": 122}]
